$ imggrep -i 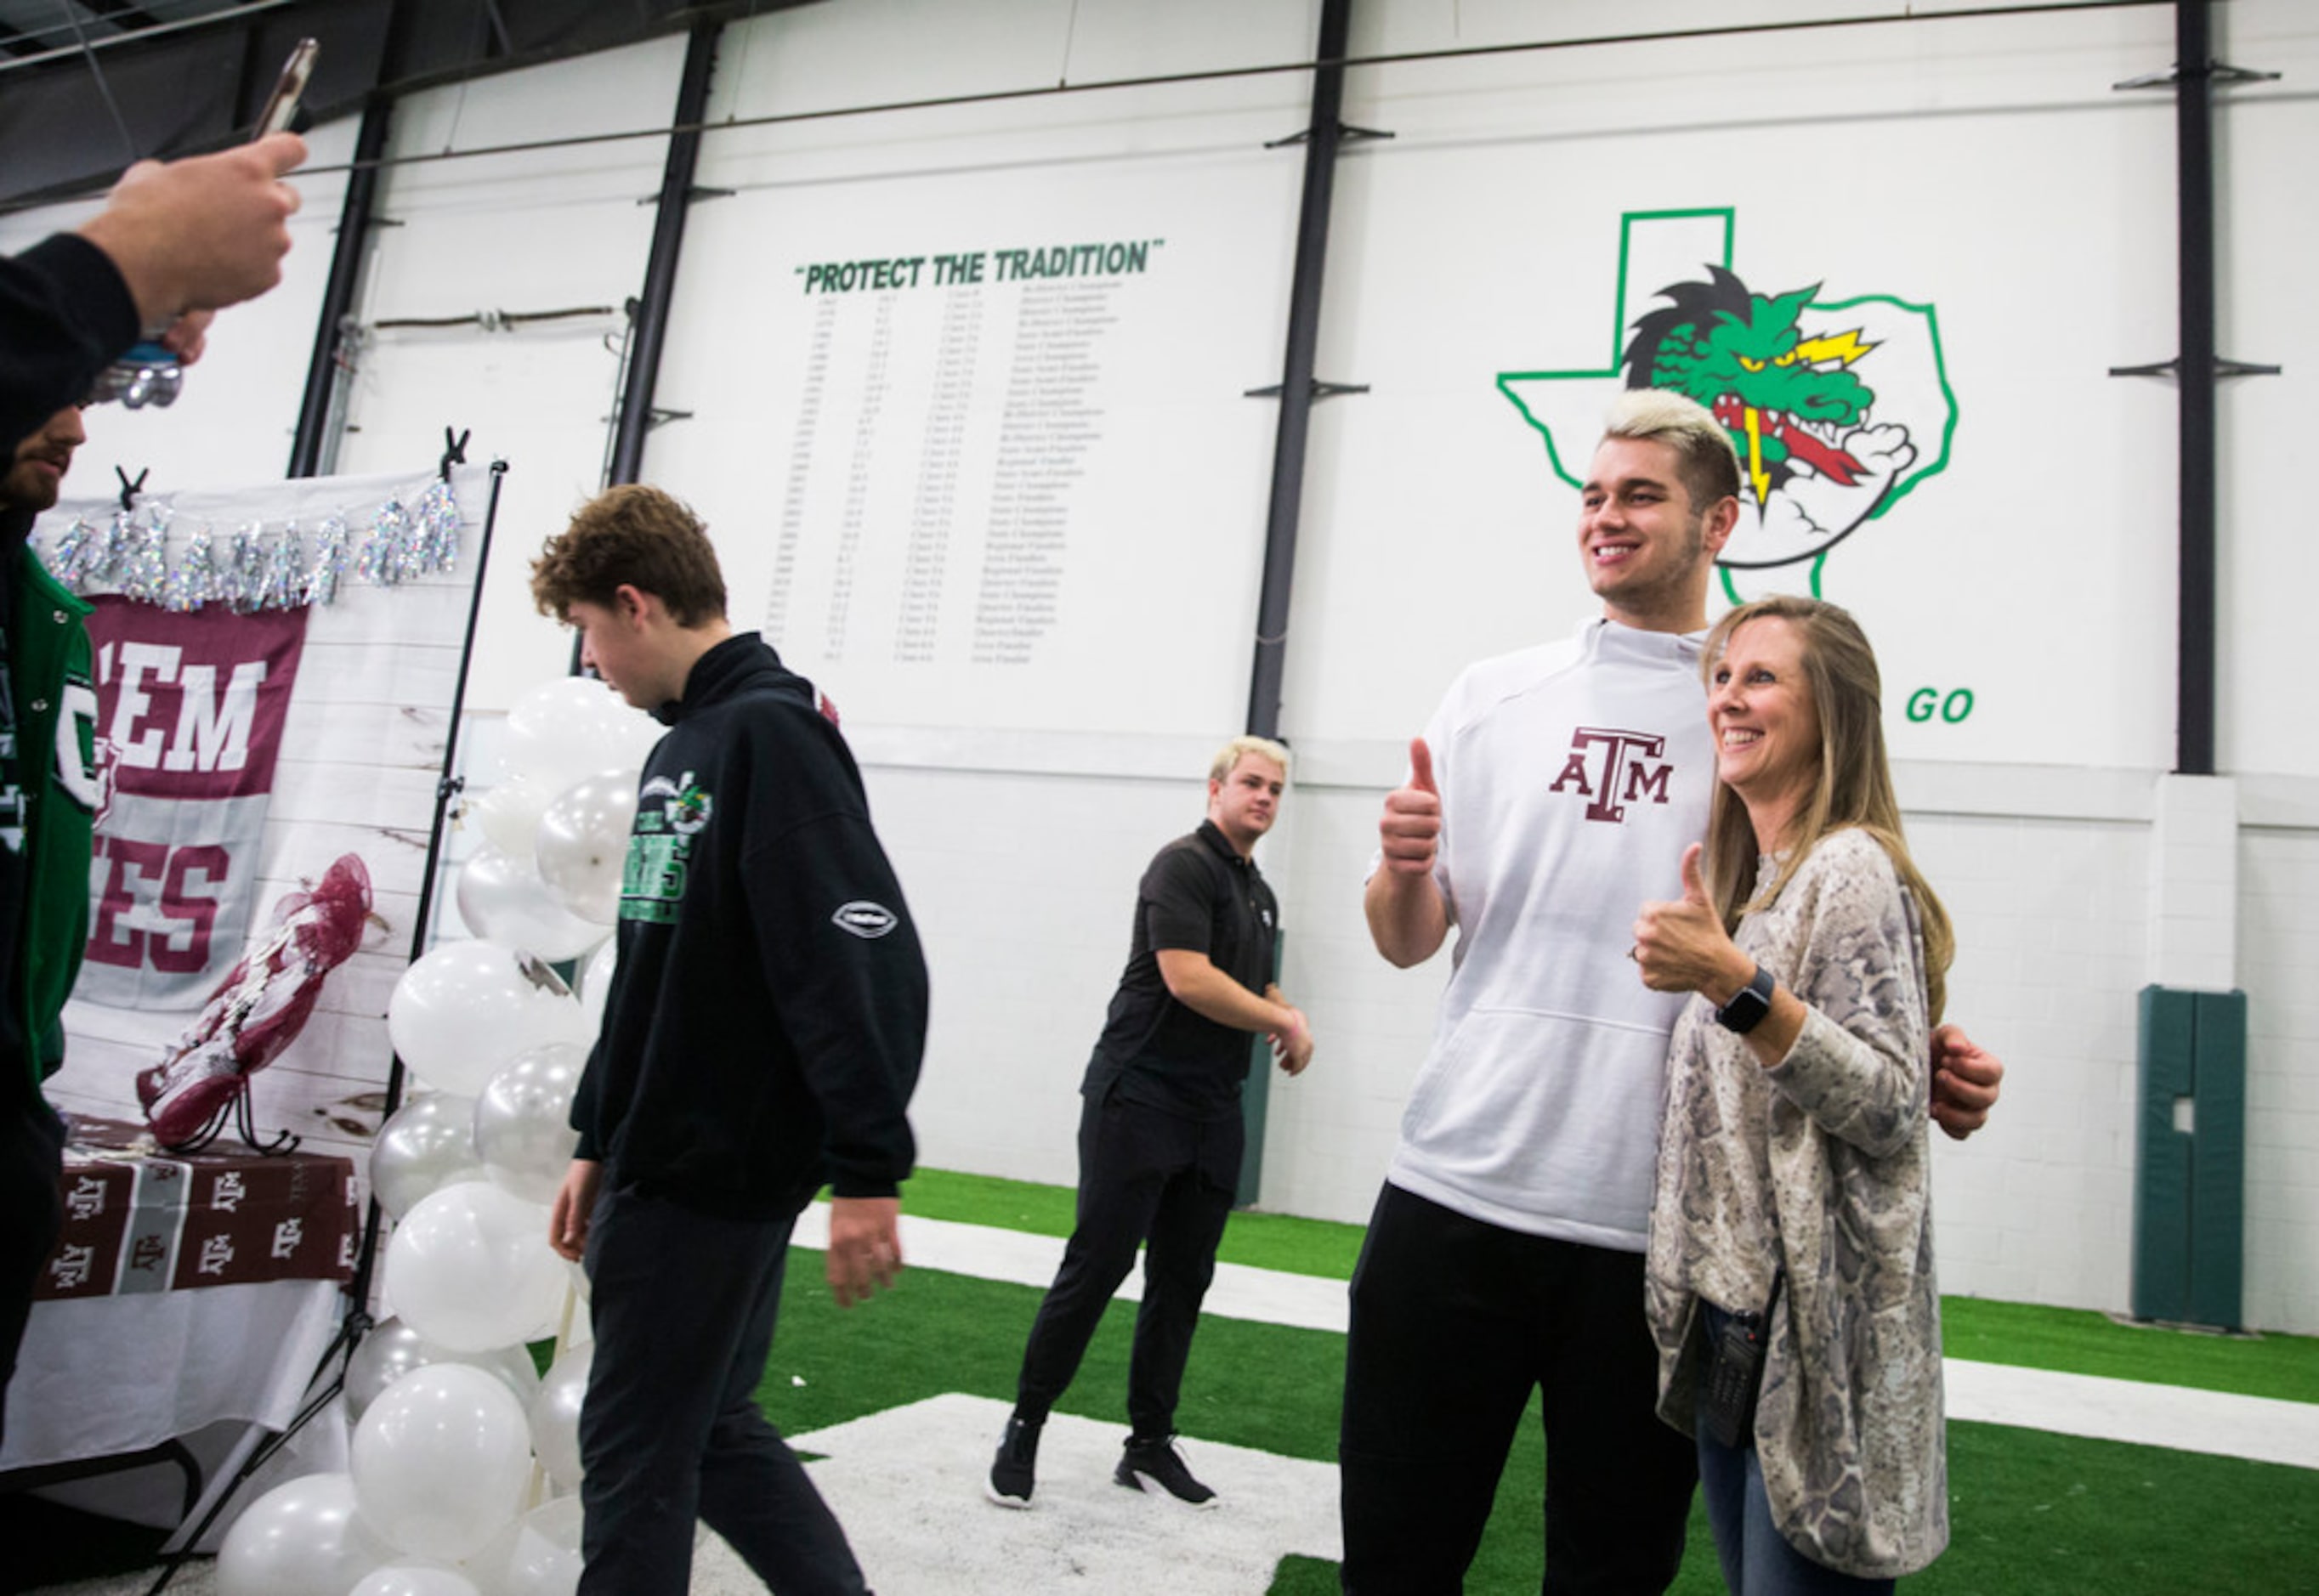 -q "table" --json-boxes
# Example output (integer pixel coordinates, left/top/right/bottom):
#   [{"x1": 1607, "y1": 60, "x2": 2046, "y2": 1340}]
[{"x1": 1, "y1": 1115, "x2": 359, "y2": 1540}]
